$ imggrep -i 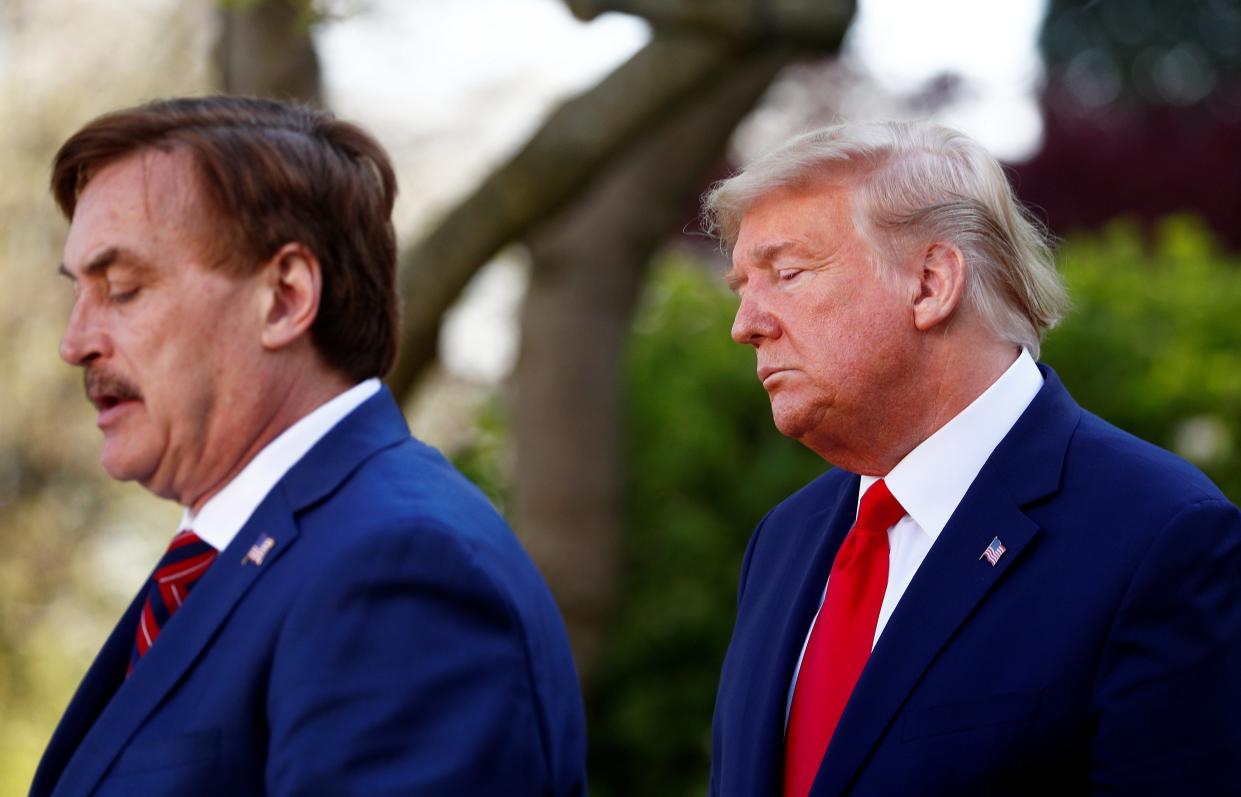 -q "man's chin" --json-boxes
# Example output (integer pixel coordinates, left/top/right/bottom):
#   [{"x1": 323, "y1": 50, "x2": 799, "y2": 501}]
[
  {"x1": 772, "y1": 414, "x2": 821, "y2": 447},
  {"x1": 771, "y1": 403, "x2": 840, "y2": 457},
  {"x1": 769, "y1": 398, "x2": 823, "y2": 440},
  {"x1": 99, "y1": 445, "x2": 156, "y2": 486}
]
